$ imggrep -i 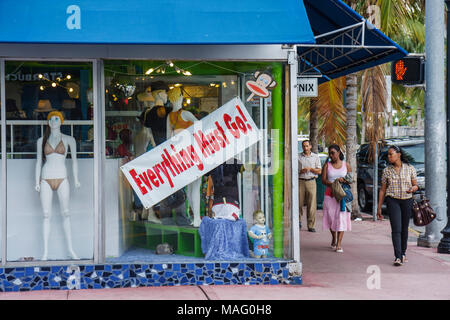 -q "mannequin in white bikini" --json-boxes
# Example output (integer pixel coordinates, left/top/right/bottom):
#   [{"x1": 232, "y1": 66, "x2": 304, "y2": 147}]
[
  {"x1": 167, "y1": 87, "x2": 201, "y2": 227},
  {"x1": 35, "y1": 111, "x2": 81, "y2": 260}
]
